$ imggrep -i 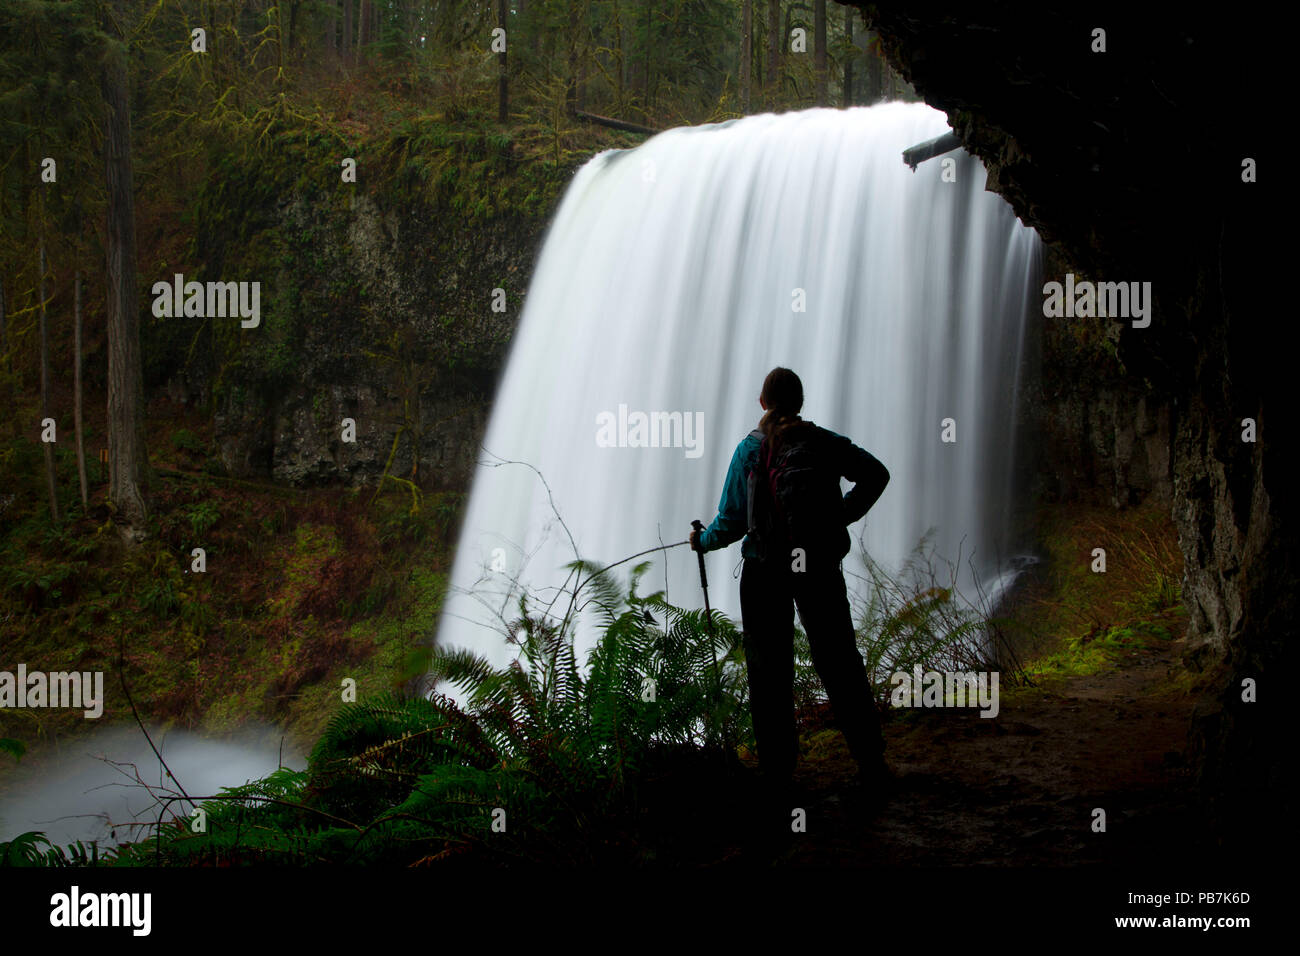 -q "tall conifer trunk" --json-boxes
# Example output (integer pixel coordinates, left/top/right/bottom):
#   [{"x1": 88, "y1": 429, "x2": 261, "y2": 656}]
[{"x1": 101, "y1": 8, "x2": 150, "y2": 538}]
